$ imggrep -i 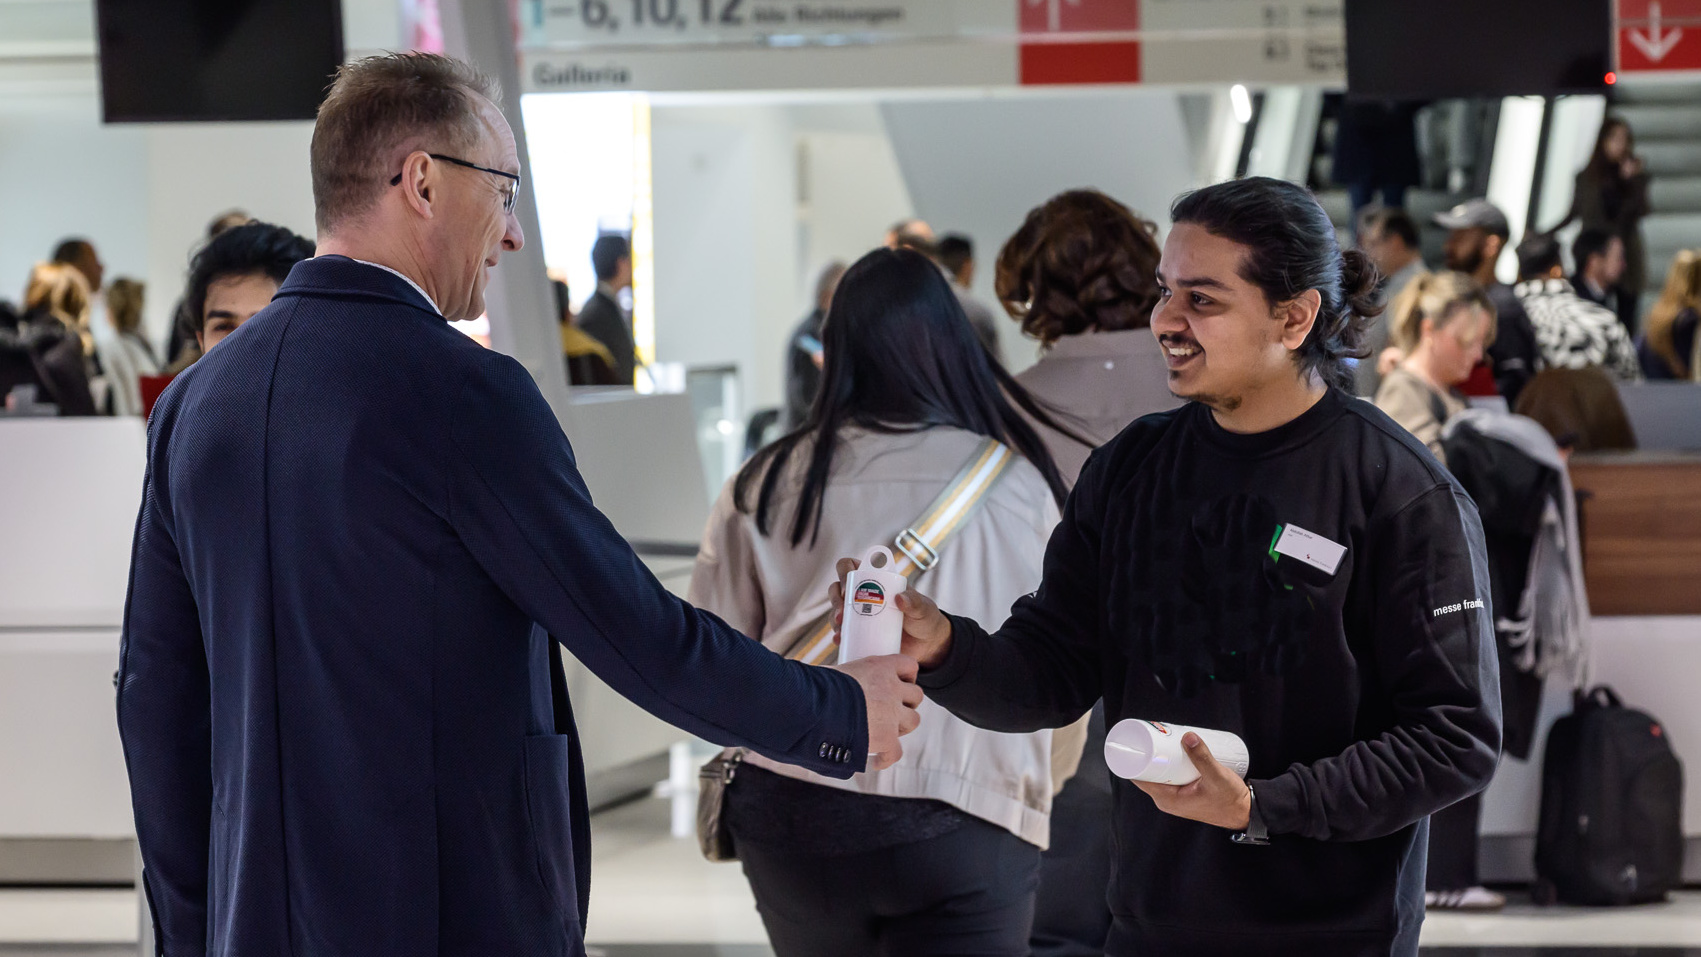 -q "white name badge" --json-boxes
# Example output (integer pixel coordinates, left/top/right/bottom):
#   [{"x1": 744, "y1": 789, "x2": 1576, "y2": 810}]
[{"x1": 1273, "y1": 524, "x2": 1347, "y2": 576}]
